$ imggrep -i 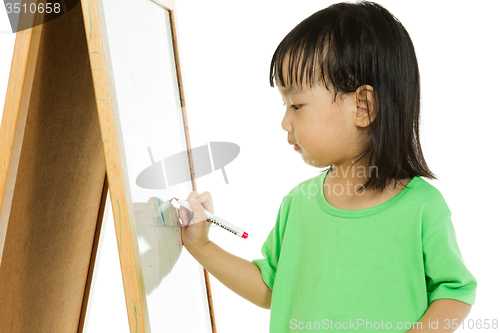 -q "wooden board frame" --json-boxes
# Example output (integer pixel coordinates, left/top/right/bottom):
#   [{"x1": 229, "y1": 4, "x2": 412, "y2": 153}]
[{"x1": 0, "y1": 0, "x2": 217, "y2": 332}]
